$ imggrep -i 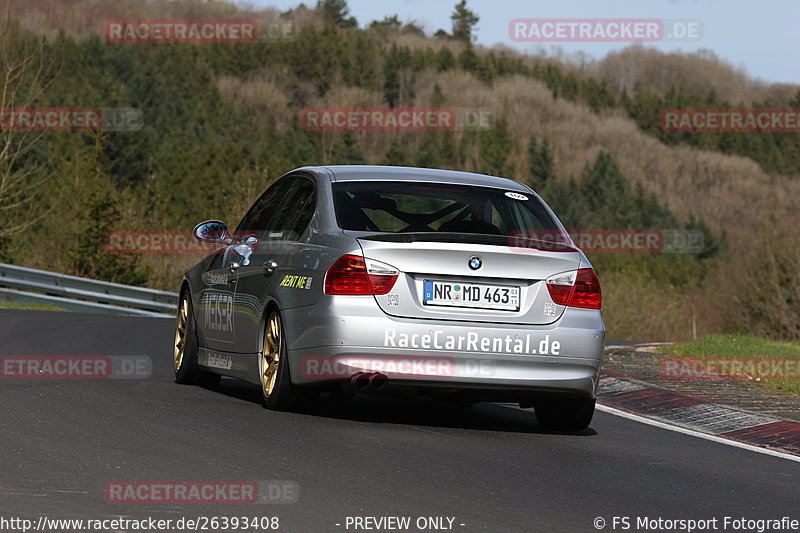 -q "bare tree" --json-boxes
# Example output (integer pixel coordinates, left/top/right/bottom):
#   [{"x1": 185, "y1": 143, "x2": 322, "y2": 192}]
[{"x1": 0, "y1": 3, "x2": 54, "y2": 239}]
